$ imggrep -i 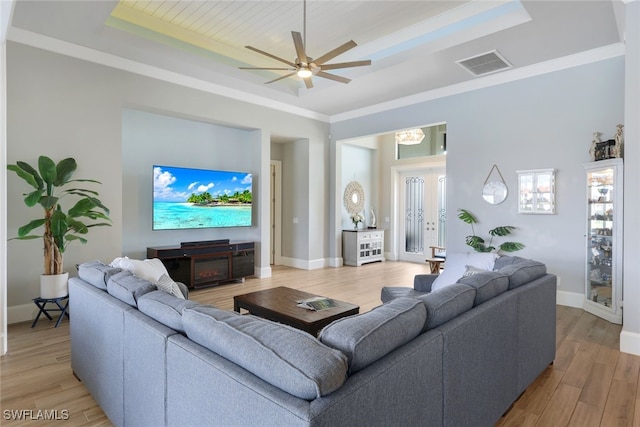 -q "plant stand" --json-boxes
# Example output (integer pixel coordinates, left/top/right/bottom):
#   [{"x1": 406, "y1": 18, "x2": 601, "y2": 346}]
[{"x1": 31, "y1": 295, "x2": 70, "y2": 328}]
